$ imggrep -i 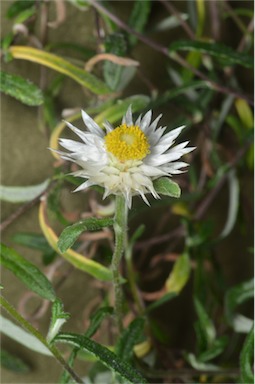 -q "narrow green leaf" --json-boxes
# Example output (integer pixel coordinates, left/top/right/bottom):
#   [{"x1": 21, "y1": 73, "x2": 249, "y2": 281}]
[
  {"x1": 156, "y1": 80, "x2": 211, "y2": 106},
  {"x1": 12, "y1": 232, "x2": 53, "y2": 254},
  {"x1": 58, "y1": 217, "x2": 114, "y2": 253},
  {"x1": 85, "y1": 307, "x2": 114, "y2": 338},
  {"x1": 55, "y1": 333, "x2": 148, "y2": 383},
  {"x1": 219, "y1": 169, "x2": 239, "y2": 239},
  {"x1": 116, "y1": 318, "x2": 145, "y2": 362},
  {"x1": 0, "y1": 349, "x2": 30, "y2": 373},
  {"x1": 9, "y1": 46, "x2": 110, "y2": 95},
  {"x1": 14, "y1": 6, "x2": 35, "y2": 24},
  {"x1": 194, "y1": 297, "x2": 216, "y2": 349},
  {"x1": 0, "y1": 179, "x2": 49, "y2": 203},
  {"x1": 240, "y1": 326, "x2": 254, "y2": 384},
  {"x1": 198, "y1": 336, "x2": 228, "y2": 362},
  {"x1": 153, "y1": 177, "x2": 181, "y2": 198},
  {"x1": 146, "y1": 293, "x2": 177, "y2": 313},
  {"x1": 103, "y1": 32, "x2": 127, "y2": 90},
  {"x1": 128, "y1": 0, "x2": 151, "y2": 46},
  {"x1": 6, "y1": 0, "x2": 35, "y2": 19},
  {"x1": 0, "y1": 71, "x2": 44, "y2": 106},
  {"x1": 153, "y1": 14, "x2": 189, "y2": 32},
  {"x1": 169, "y1": 40, "x2": 254, "y2": 68},
  {"x1": 0, "y1": 243, "x2": 56, "y2": 301},
  {"x1": 186, "y1": 353, "x2": 220, "y2": 371},
  {"x1": 0, "y1": 315, "x2": 52, "y2": 356},
  {"x1": 165, "y1": 253, "x2": 191, "y2": 293},
  {"x1": 39, "y1": 201, "x2": 113, "y2": 282},
  {"x1": 235, "y1": 98, "x2": 254, "y2": 129},
  {"x1": 225, "y1": 278, "x2": 254, "y2": 332}
]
